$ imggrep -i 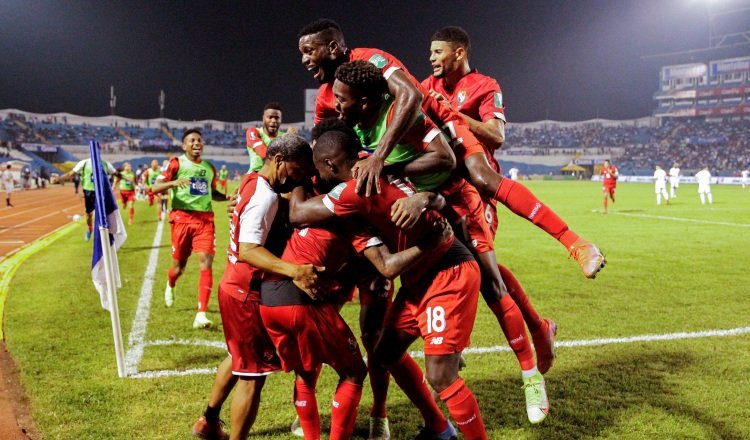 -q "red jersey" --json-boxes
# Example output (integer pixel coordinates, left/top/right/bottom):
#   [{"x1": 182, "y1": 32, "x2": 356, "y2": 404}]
[
  {"x1": 322, "y1": 176, "x2": 472, "y2": 286},
  {"x1": 422, "y1": 70, "x2": 505, "y2": 170},
  {"x1": 600, "y1": 165, "x2": 618, "y2": 187},
  {"x1": 246, "y1": 127, "x2": 278, "y2": 159},
  {"x1": 222, "y1": 172, "x2": 281, "y2": 302}
]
